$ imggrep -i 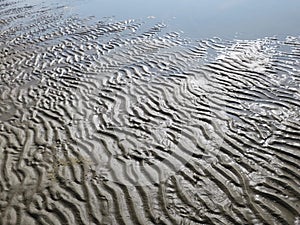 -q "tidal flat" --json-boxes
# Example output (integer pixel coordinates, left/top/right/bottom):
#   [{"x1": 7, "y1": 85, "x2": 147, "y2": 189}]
[{"x1": 0, "y1": 0, "x2": 299, "y2": 224}]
